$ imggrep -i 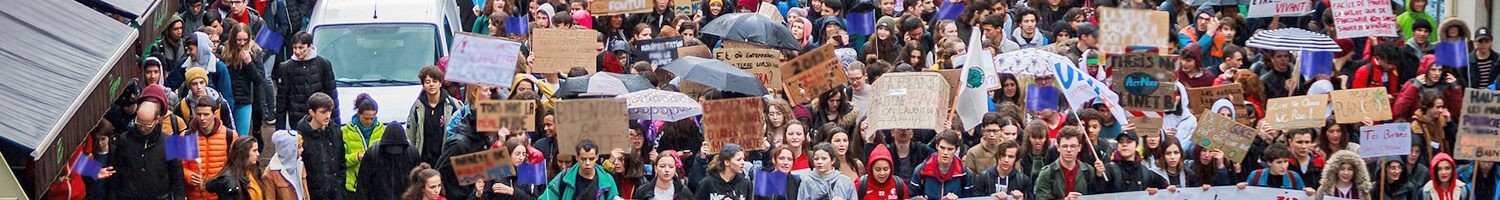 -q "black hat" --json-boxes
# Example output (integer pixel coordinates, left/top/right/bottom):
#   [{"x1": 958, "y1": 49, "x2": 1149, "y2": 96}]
[
  {"x1": 1075, "y1": 24, "x2": 1098, "y2": 37},
  {"x1": 1115, "y1": 130, "x2": 1138, "y2": 142},
  {"x1": 1478, "y1": 26, "x2": 1492, "y2": 40}
]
